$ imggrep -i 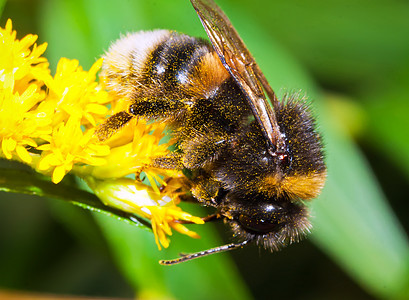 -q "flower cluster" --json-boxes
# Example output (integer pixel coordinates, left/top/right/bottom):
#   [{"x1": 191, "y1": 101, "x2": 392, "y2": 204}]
[
  {"x1": 0, "y1": 19, "x2": 50, "y2": 164},
  {"x1": 0, "y1": 19, "x2": 203, "y2": 250},
  {"x1": 0, "y1": 19, "x2": 110, "y2": 181}
]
